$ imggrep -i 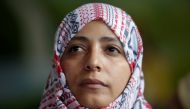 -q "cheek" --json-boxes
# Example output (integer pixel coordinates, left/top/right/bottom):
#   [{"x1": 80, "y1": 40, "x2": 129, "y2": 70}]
[
  {"x1": 61, "y1": 60, "x2": 81, "y2": 84},
  {"x1": 111, "y1": 68, "x2": 130, "y2": 83},
  {"x1": 105, "y1": 61, "x2": 131, "y2": 91},
  {"x1": 104, "y1": 58, "x2": 131, "y2": 80}
]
